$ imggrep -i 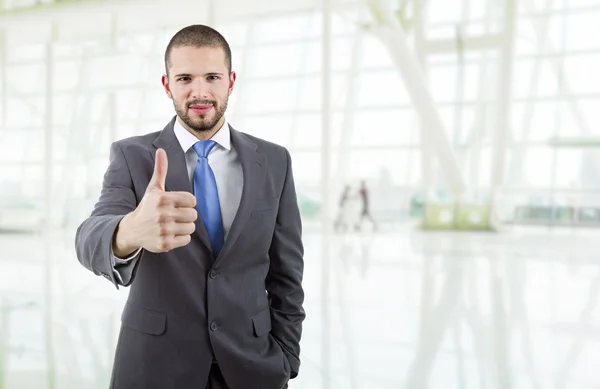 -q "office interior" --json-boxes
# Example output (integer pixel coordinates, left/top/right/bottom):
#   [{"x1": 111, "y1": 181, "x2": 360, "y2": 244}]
[{"x1": 1, "y1": 0, "x2": 600, "y2": 388}]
